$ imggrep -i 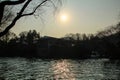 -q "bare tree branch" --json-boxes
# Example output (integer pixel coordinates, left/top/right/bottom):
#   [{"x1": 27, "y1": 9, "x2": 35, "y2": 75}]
[
  {"x1": 0, "y1": 6, "x2": 14, "y2": 27},
  {"x1": 0, "y1": 0, "x2": 62, "y2": 37},
  {"x1": 0, "y1": 0, "x2": 32, "y2": 37},
  {"x1": 21, "y1": 0, "x2": 49, "y2": 17},
  {"x1": 0, "y1": 0, "x2": 26, "y2": 25},
  {"x1": 0, "y1": 0, "x2": 26, "y2": 5}
]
